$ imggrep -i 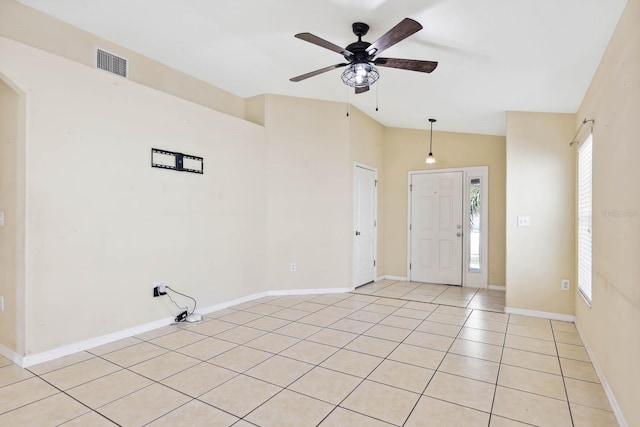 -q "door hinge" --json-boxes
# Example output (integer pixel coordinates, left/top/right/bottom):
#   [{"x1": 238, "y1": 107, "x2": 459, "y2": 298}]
[
  {"x1": 373, "y1": 260, "x2": 376, "y2": 267},
  {"x1": 409, "y1": 263, "x2": 412, "y2": 269},
  {"x1": 410, "y1": 224, "x2": 412, "y2": 231},
  {"x1": 375, "y1": 180, "x2": 378, "y2": 187},
  {"x1": 410, "y1": 184, "x2": 413, "y2": 191},
  {"x1": 374, "y1": 220, "x2": 377, "y2": 227}
]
